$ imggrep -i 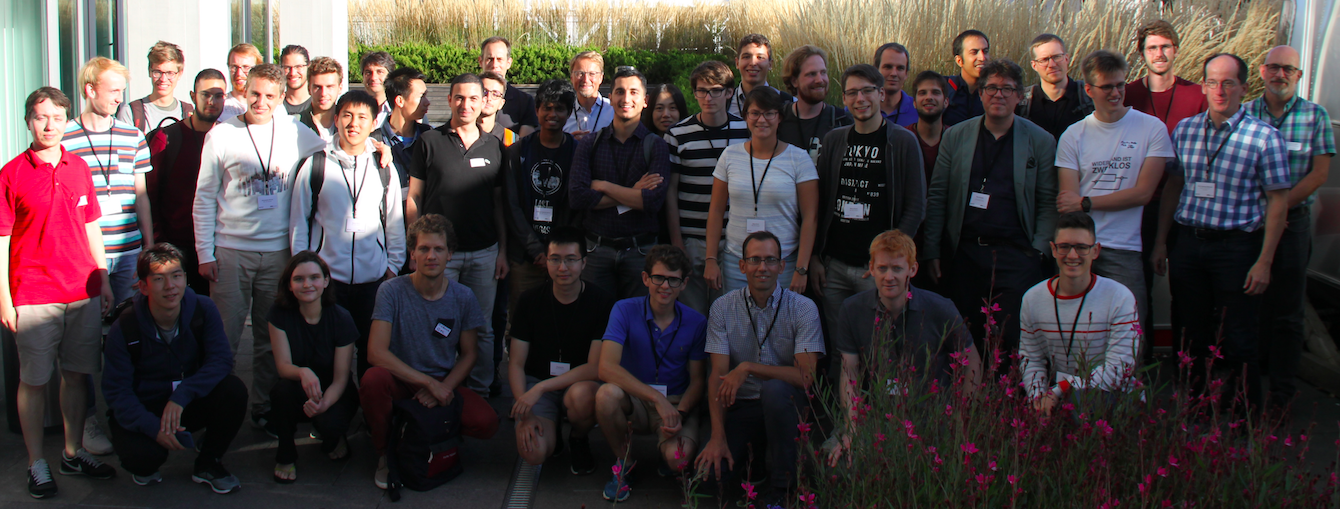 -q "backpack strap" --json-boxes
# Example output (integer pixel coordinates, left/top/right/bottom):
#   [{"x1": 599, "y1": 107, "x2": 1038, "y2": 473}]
[
  {"x1": 642, "y1": 132, "x2": 656, "y2": 167},
  {"x1": 378, "y1": 160, "x2": 392, "y2": 248},
  {"x1": 181, "y1": 101, "x2": 195, "y2": 120},
  {"x1": 118, "y1": 300, "x2": 206, "y2": 372},
  {"x1": 130, "y1": 99, "x2": 148, "y2": 133},
  {"x1": 305, "y1": 154, "x2": 327, "y2": 252}
]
